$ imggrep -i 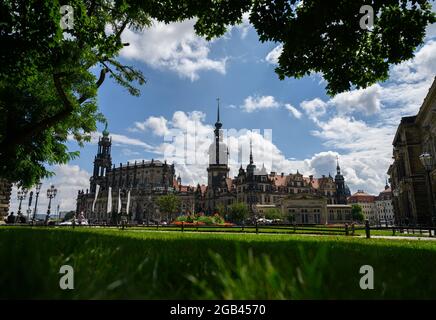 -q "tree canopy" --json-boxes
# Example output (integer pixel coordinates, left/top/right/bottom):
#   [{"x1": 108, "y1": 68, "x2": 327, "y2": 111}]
[
  {"x1": 251, "y1": 0, "x2": 435, "y2": 95},
  {"x1": 157, "y1": 194, "x2": 181, "y2": 221},
  {"x1": 351, "y1": 204, "x2": 365, "y2": 222},
  {"x1": 264, "y1": 208, "x2": 283, "y2": 220},
  {"x1": 1, "y1": 0, "x2": 434, "y2": 187},
  {"x1": 228, "y1": 202, "x2": 249, "y2": 224}
]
